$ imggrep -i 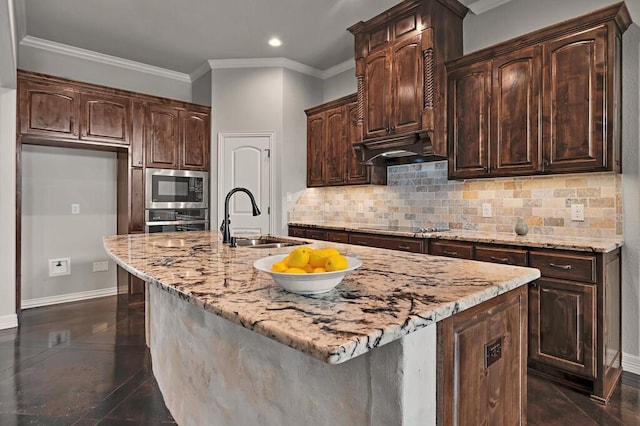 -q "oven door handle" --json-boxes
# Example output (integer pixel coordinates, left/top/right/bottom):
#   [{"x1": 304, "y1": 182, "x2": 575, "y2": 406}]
[{"x1": 145, "y1": 220, "x2": 209, "y2": 226}]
